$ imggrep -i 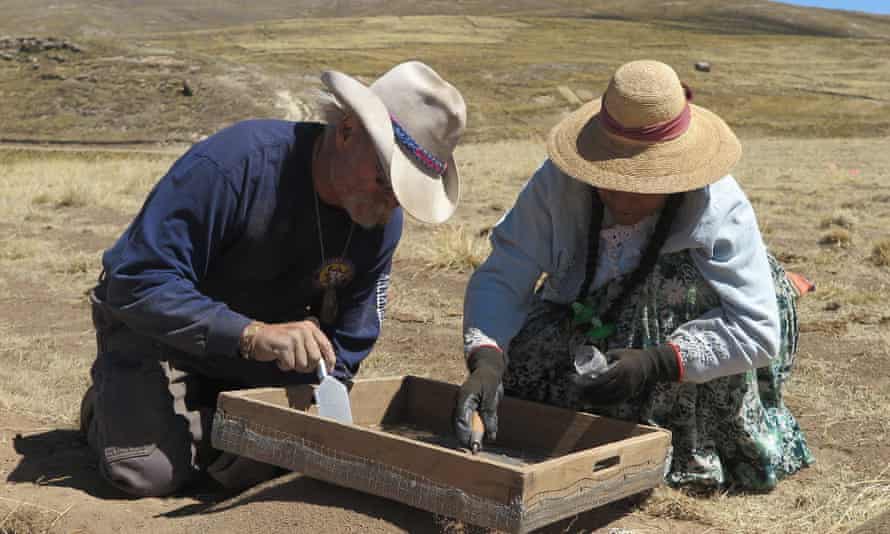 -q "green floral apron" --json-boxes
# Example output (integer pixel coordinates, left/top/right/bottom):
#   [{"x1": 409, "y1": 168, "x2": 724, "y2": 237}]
[{"x1": 504, "y1": 251, "x2": 814, "y2": 491}]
